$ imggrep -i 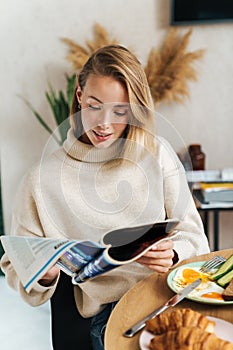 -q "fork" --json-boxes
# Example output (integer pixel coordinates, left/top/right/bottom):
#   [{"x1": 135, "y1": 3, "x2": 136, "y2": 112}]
[{"x1": 199, "y1": 255, "x2": 226, "y2": 273}]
